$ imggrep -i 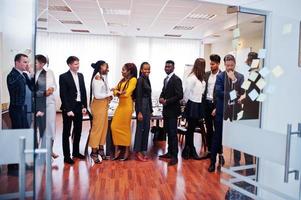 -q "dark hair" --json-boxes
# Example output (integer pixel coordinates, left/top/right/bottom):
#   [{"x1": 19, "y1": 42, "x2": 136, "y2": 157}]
[
  {"x1": 165, "y1": 60, "x2": 175, "y2": 66},
  {"x1": 14, "y1": 53, "x2": 28, "y2": 62},
  {"x1": 139, "y1": 62, "x2": 150, "y2": 76},
  {"x1": 89, "y1": 60, "x2": 107, "y2": 104},
  {"x1": 190, "y1": 58, "x2": 205, "y2": 82},
  {"x1": 117, "y1": 63, "x2": 137, "y2": 100},
  {"x1": 210, "y1": 54, "x2": 221, "y2": 63},
  {"x1": 35, "y1": 54, "x2": 47, "y2": 64},
  {"x1": 246, "y1": 52, "x2": 258, "y2": 66},
  {"x1": 66, "y1": 56, "x2": 79, "y2": 65},
  {"x1": 224, "y1": 54, "x2": 236, "y2": 63}
]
